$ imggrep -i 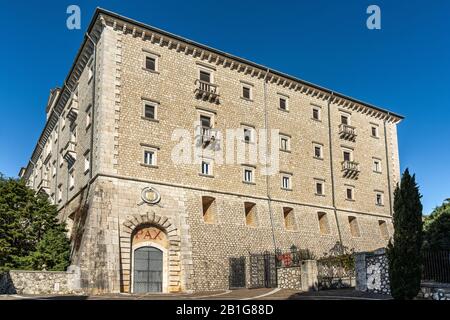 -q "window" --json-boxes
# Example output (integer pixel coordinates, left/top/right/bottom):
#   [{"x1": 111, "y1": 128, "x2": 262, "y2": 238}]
[
  {"x1": 279, "y1": 135, "x2": 290, "y2": 151},
  {"x1": 244, "y1": 202, "x2": 257, "y2": 227},
  {"x1": 341, "y1": 114, "x2": 349, "y2": 125},
  {"x1": 348, "y1": 216, "x2": 361, "y2": 237},
  {"x1": 57, "y1": 184, "x2": 62, "y2": 202},
  {"x1": 373, "y1": 159, "x2": 382, "y2": 173},
  {"x1": 243, "y1": 167, "x2": 254, "y2": 183},
  {"x1": 145, "y1": 56, "x2": 156, "y2": 71},
  {"x1": 281, "y1": 174, "x2": 292, "y2": 190},
  {"x1": 54, "y1": 127, "x2": 58, "y2": 143},
  {"x1": 199, "y1": 70, "x2": 211, "y2": 83},
  {"x1": 312, "y1": 107, "x2": 321, "y2": 120},
  {"x1": 346, "y1": 187, "x2": 354, "y2": 200},
  {"x1": 201, "y1": 160, "x2": 212, "y2": 176},
  {"x1": 61, "y1": 114, "x2": 66, "y2": 129},
  {"x1": 59, "y1": 152, "x2": 64, "y2": 168},
  {"x1": 69, "y1": 171, "x2": 75, "y2": 190},
  {"x1": 379, "y1": 220, "x2": 389, "y2": 239},
  {"x1": 315, "y1": 181, "x2": 324, "y2": 196},
  {"x1": 143, "y1": 150, "x2": 156, "y2": 166},
  {"x1": 202, "y1": 196, "x2": 216, "y2": 223},
  {"x1": 242, "y1": 86, "x2": 252, "y2": 100},
  {"x1": 314, "y1": 144, "x2": 323, "y2": 159},
  {"x1": 371, "y1": 125, "x2": 379, "y2": 137},
  {"x1": 200, "y1": 115, "x2": 212, "y2": 129},
  {"x1": 318, "y1": 212, "x2": 330, "y2": 235},
  {"x1": 283, "y1": 207, "x2": 296, "y2": 231},
  {"x1": 52, "y1": 160, "x2": 57, "y2": 177},
  {"x1": 243, "y1": 127, "x2": 252, "y2": 143},
  {"x1": 86, "y1": 105, "x2": 92, "y2": 129},
  {"x1": 343, "y1": 150, "x2": 352, "y2": 162},
  {"x1": 279, "y1": 97, "x2": 288, "y2": 110},
  {"x1": 84, "y1": 151, "x2": 90, "y2": 173},
  {"x1": 376, "y1": 192, "x2": 384, "y2": 206},
  {"x1": 143, "y1": 103, "x2": 156, "y2": 120},
  {"x1": 88, "y1": 64, "x2": 93, "y2": 82}
]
